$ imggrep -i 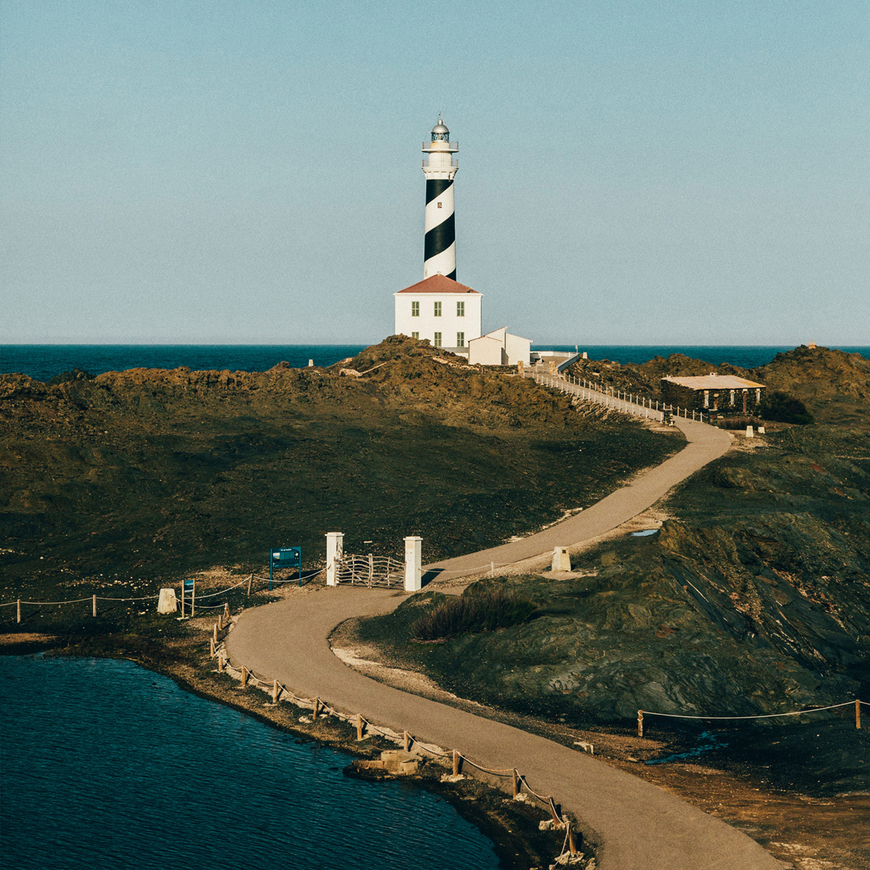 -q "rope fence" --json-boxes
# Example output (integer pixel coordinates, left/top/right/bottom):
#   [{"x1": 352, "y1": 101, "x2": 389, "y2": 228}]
[
  {"x1": 208, "y1": 627, "x2": 582, "y2": 859},
  {"x1": 1, "y1": 568, "x2": 322, "y2": 624},
  {"x1": 425, "y1": 559, "x2": 517, "y2": 579},
  {"x1": 637, "y1": 699, "x2": 867, "y2": 736}
]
